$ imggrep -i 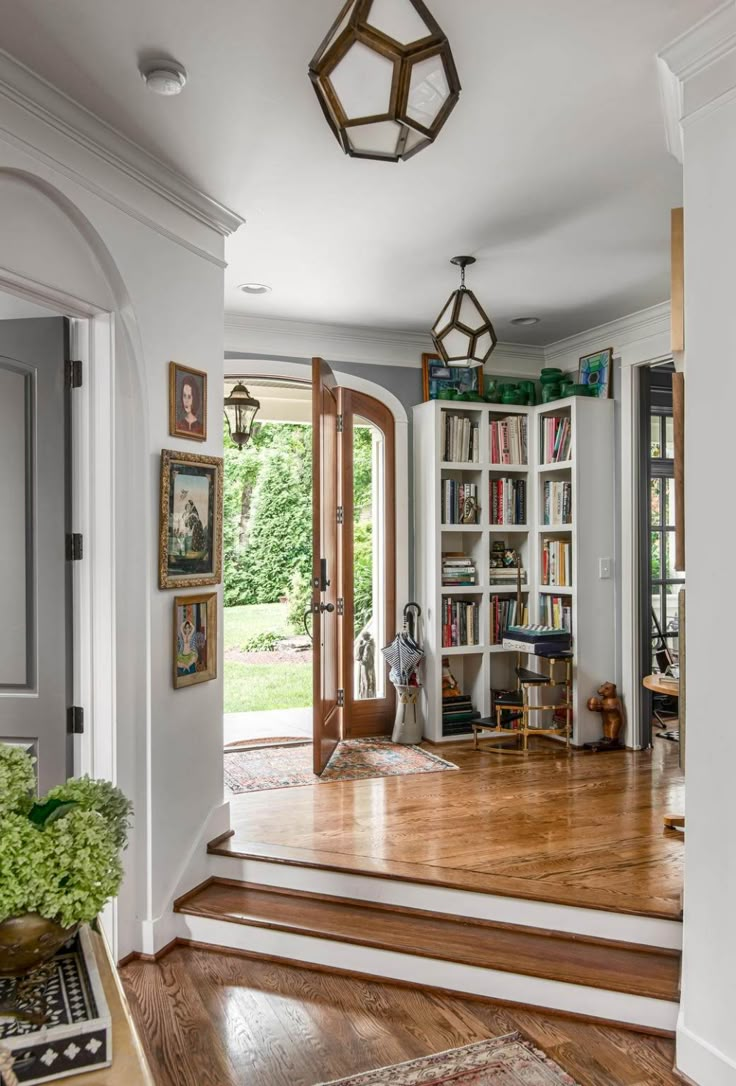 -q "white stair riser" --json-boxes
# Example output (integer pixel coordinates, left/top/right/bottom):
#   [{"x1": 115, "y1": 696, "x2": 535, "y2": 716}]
[
  {"x1": 207, "y1": 854, "x2": 682, "y2": 951},
  {"x1": 173, "y1": 912, "x2": 679, "y2": 1033}
]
